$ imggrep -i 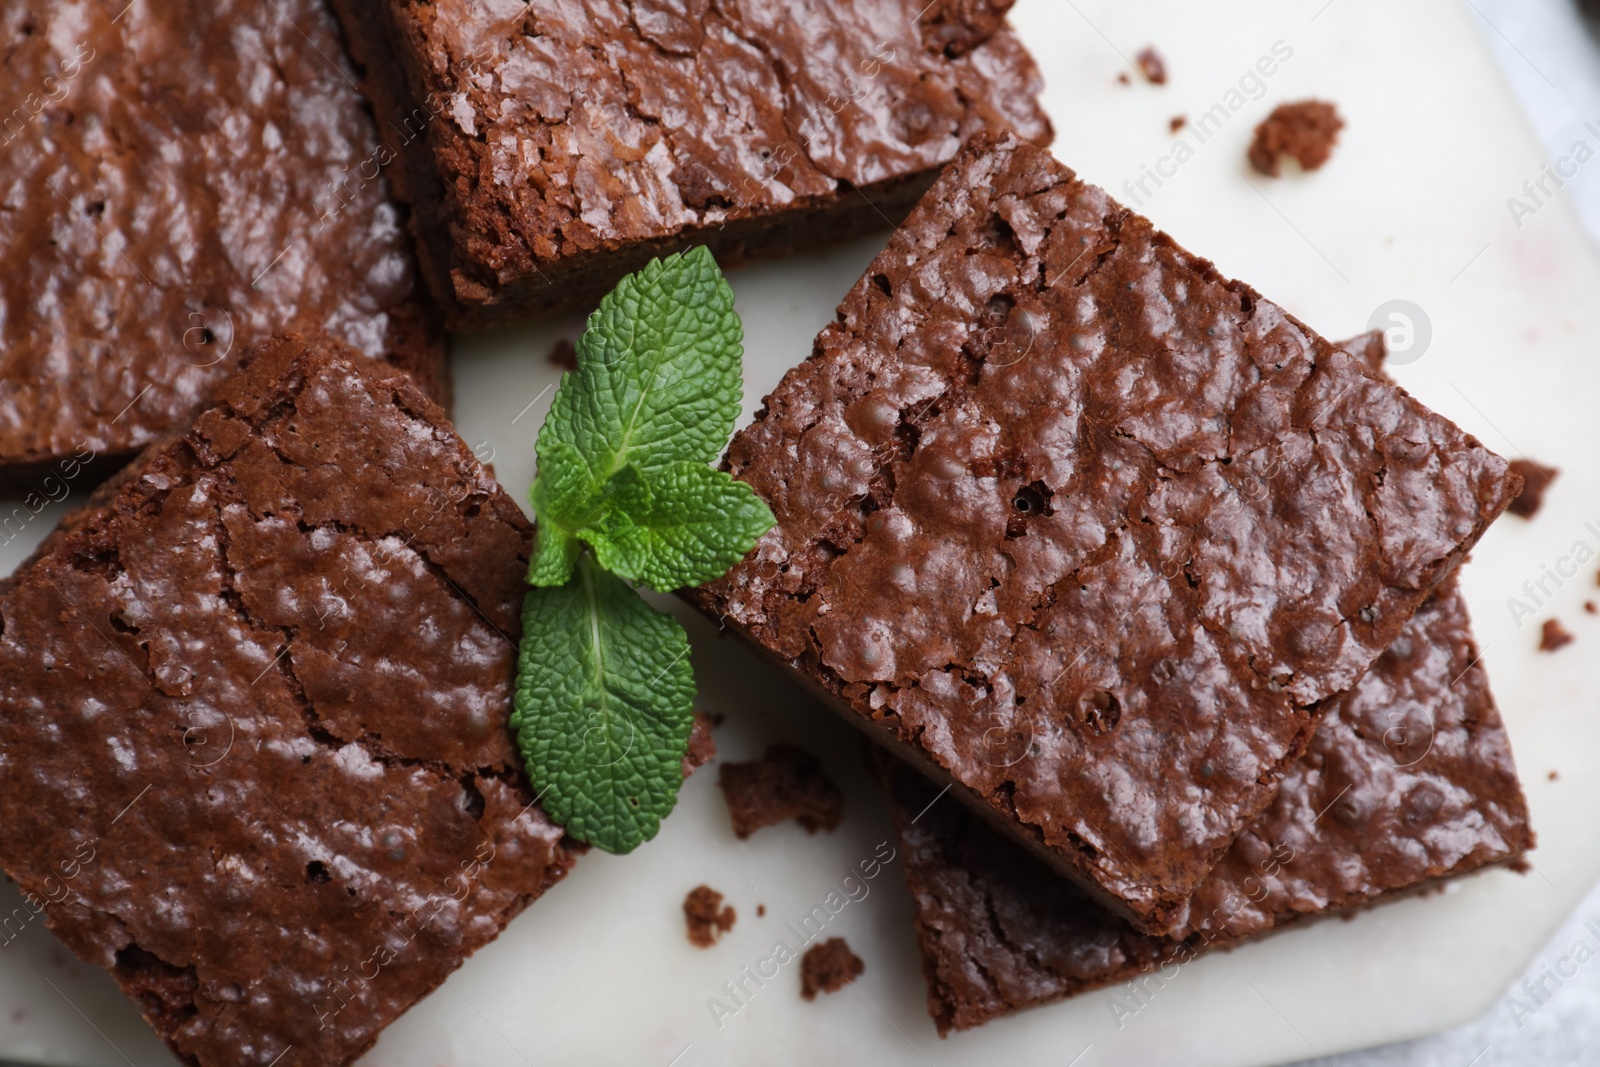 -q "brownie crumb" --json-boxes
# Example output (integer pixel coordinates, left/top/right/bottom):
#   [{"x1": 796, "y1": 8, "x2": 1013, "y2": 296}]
[
  {"x1": 1249, "y1": 100, "x2": 1344, "y2": 177},
  {"x1": 684, "y1": 712, "x2": 719, "y2": 777},
  {"x1": 1540, "y1": 619, "x2": 1575, "y2": 653},
  {"x1": 1116, "y1": 72, "x2": 1131, "y2": 85},
  {"x1": 1586, "y1": 602, "x2": 1597, "y2": 616},
  {"x1": 684, "y1": 885, "x2": 736, "y2": 948},
  {"x1": 1170, "y1": 115, "x2": 1187, "y2": 133},
  {"x1": 719, "y1": 743, "x2": 845, "y2": 839},
  {"x1": 757, "y1": 904, "x2": 766, "y2": 917},
  {"x1": 1507, "y1": 459, "x2": 1560, "y2": 519},
  {"x1": 547, "y1": 338, "x2": 578, "y2": 372},
  {"x1": 1136, "y1": 46, "x2": 1167, "y2": 85},
  {"x1": 800, "y1": 938, "x2": 864, "y2": 1000},
  {"x1": 1549, "y1": 770, "x2": 1561, "y2": 781}
]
